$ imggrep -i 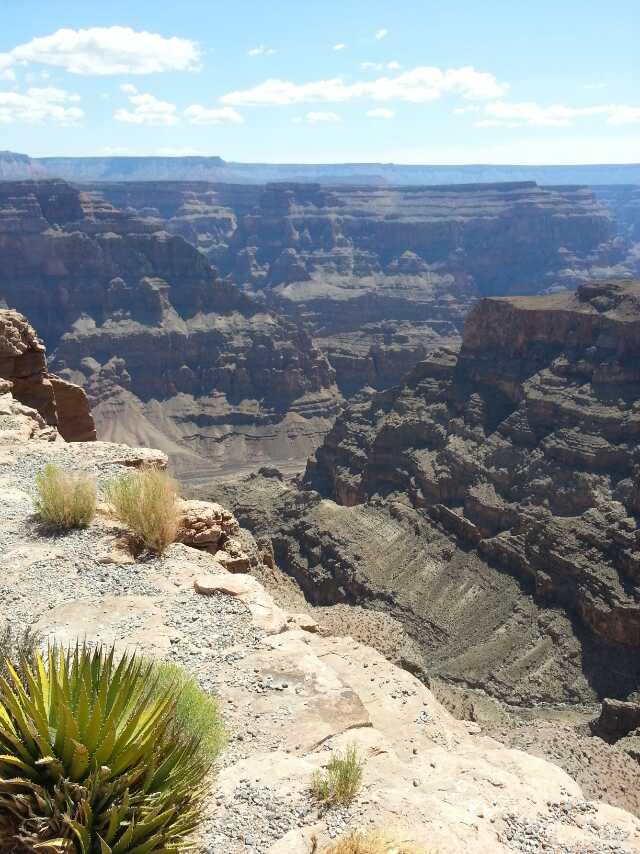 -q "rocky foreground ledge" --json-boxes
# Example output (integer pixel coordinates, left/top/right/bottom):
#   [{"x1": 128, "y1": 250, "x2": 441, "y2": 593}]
[{"x1": 1, "y1": 331, "x2": 639, "y2": 852}]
